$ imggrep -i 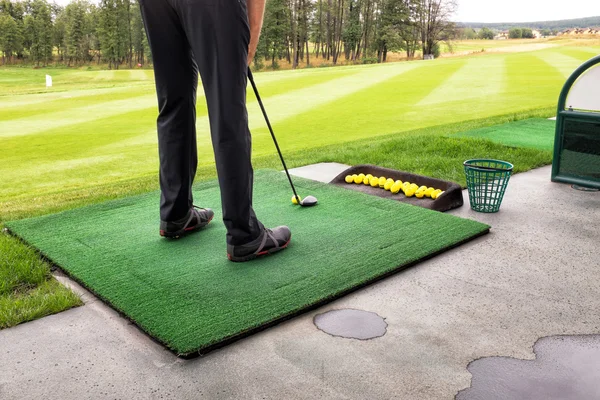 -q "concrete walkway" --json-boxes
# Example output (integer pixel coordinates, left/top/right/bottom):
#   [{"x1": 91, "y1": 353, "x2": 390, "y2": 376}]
[{"x1": 1, "y1": 164, "x2": 599, "y2": 399}]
